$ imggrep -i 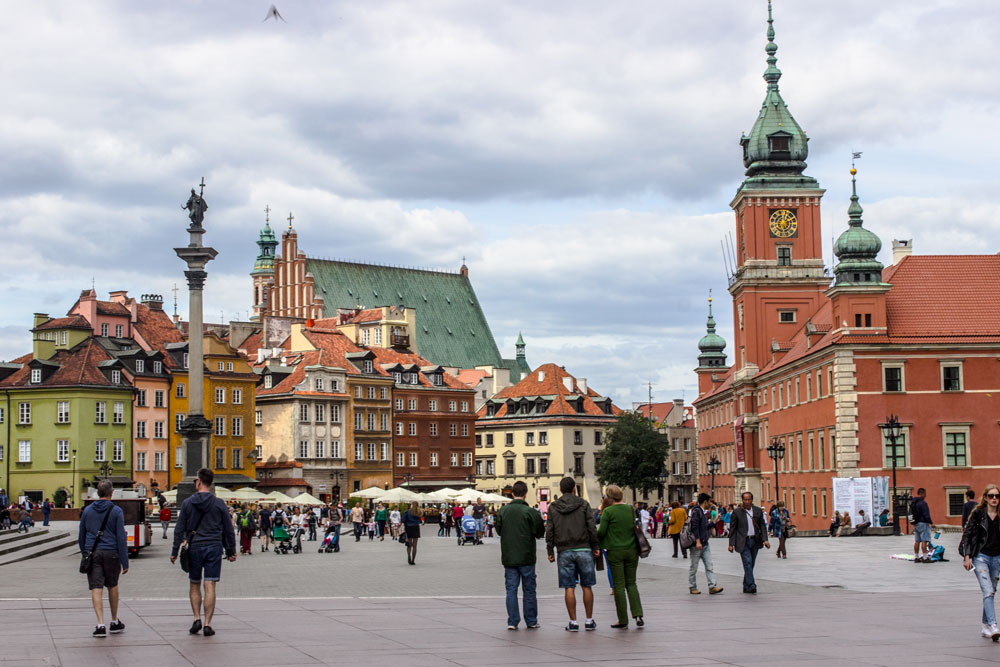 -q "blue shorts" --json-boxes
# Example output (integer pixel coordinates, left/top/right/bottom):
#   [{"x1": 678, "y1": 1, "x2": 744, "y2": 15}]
[
  {"x1": 188, "y1": 543, "x2": 223, "y2": 583},
  {"x1": 557, "y1": 550, "x2": 596, "y2": 589},
  {"x1": 913, "y1": 522, "x2": 931, "y2": 543},
  {"x1": 475, "y1": 518, "x2": 485, "y2": 533}
]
